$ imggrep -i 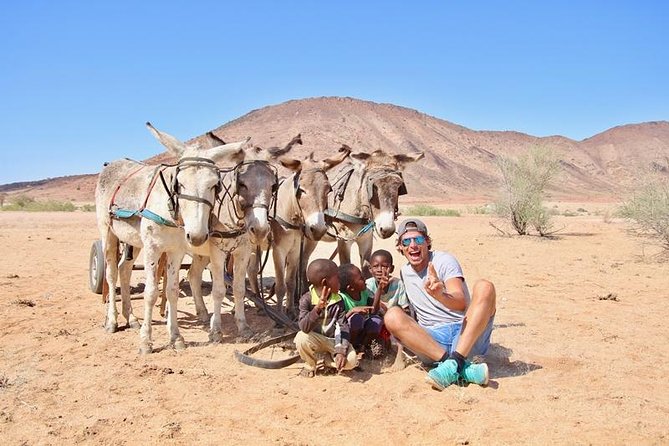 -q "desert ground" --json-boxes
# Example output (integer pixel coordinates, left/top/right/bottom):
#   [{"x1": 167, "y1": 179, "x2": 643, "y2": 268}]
[{"x1": 0, "y1": 209, "x2": 667, "y2": 445}]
